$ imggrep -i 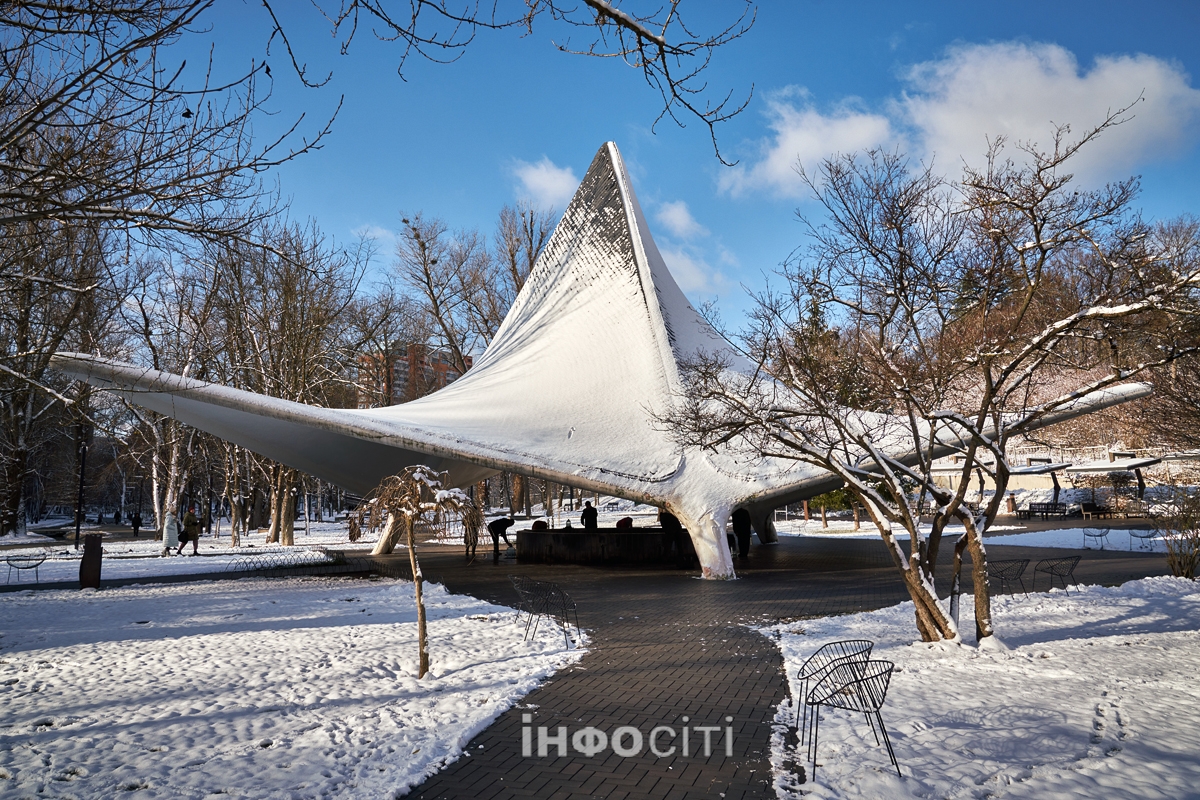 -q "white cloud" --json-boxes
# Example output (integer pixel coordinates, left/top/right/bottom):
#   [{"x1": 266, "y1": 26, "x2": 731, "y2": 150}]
[
  {"x1": 657, "y1": 244, "x2": 728, "y2": 295},
  {"x1": 352, "y1": 224, "x2": 399, "y2": 254},
  {"x1": 720, "y1": 89, "x2": 892, "y2": 196},
  {"x1": 899, "y1": 42, "x2": 1200, "y2": 179},
  {"x1": 656, "y1": 200, "x2": 709, "y2": 240},
  {"x1": 510, "y1": 156, "x2": 579, "y2": 210},
  {"x1": 725, "y1": 42, "x2": 1200, "y2": 196}
]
